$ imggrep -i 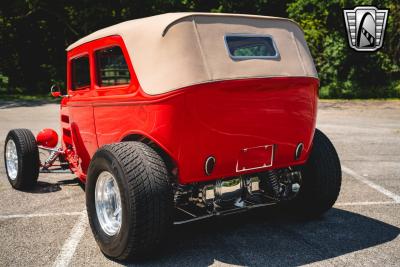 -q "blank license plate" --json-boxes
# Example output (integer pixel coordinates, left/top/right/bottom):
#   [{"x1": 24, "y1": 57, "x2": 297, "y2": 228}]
[{"x1": 236, "y1": 145, "x2": 274, "y2": 172}]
